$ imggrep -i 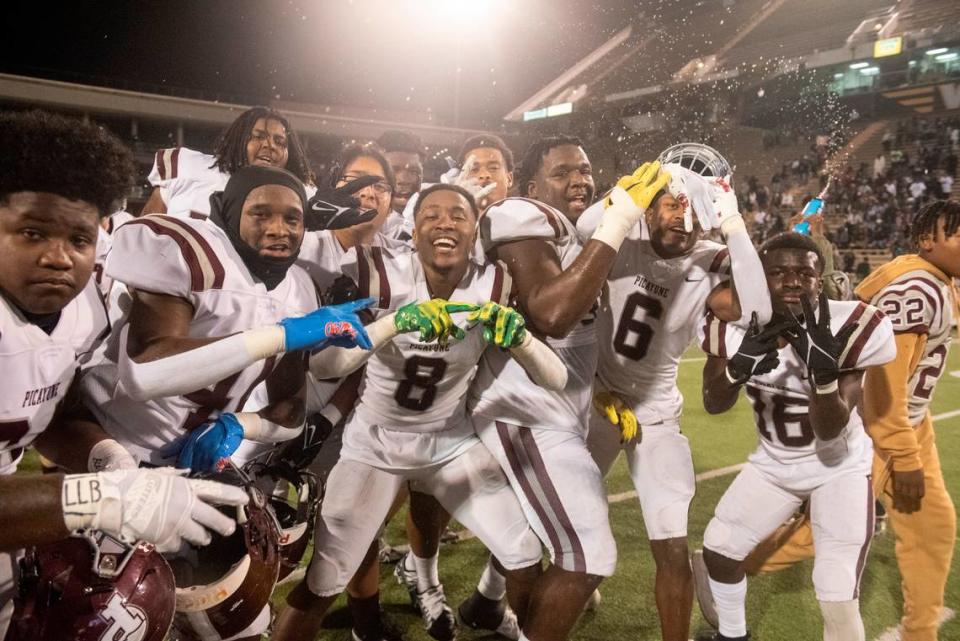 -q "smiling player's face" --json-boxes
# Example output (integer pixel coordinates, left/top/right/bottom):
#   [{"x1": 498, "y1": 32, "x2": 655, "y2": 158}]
[
  {"x1": 646, "y1": 193, "x2": 700, "y2": 258},
  {"x1": 413, "y1": 189, "x2": 477, "y2": 273},
  {"x1": 238, "y1": 184, "x2": 304, "y2": 259}
]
